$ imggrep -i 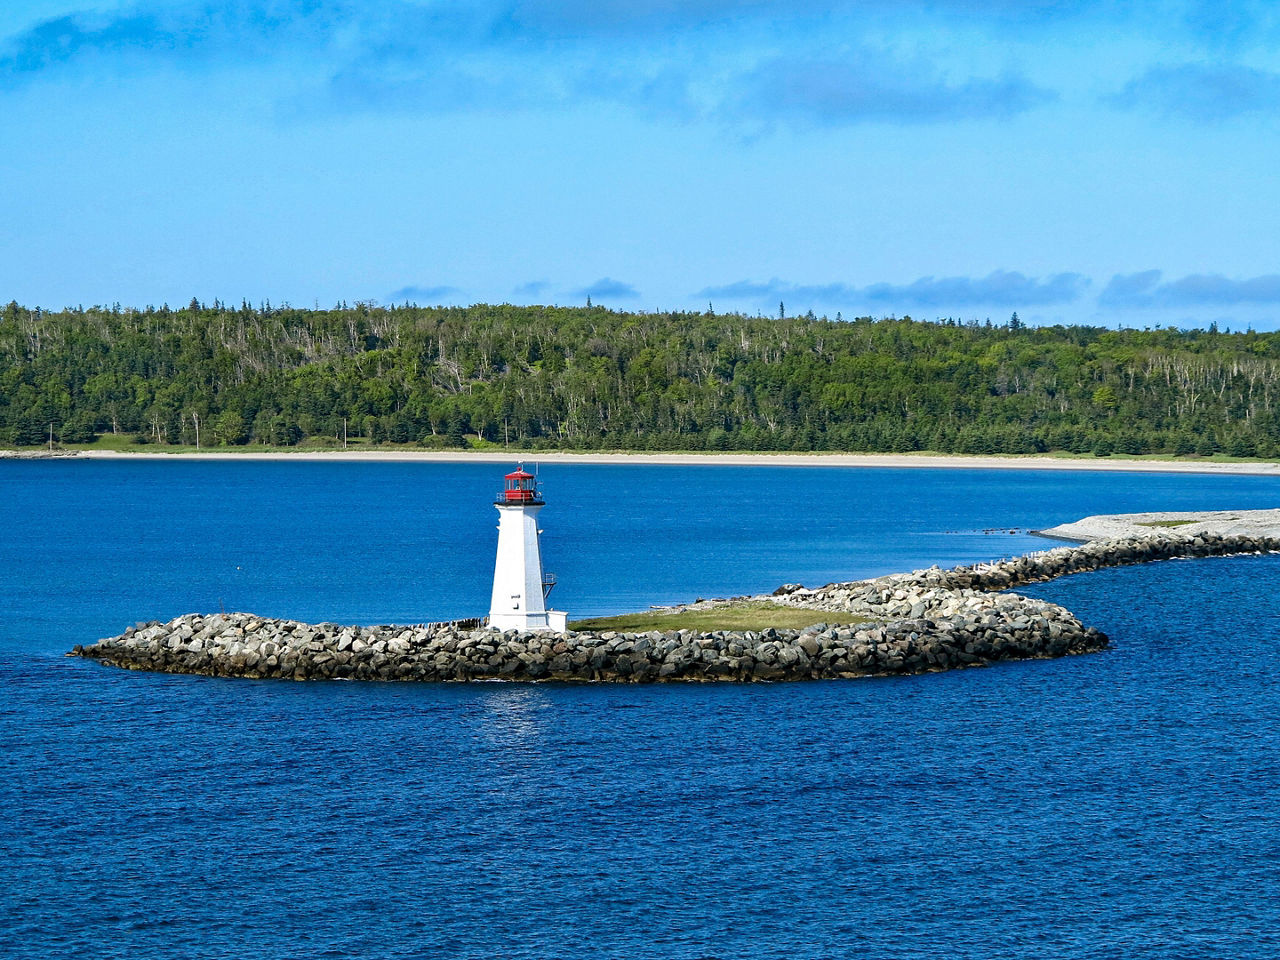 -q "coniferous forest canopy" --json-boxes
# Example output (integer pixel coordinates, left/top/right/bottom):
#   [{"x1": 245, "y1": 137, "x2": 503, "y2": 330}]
[{"x1": 3, "y1": 298, "x2": 1280, "y2": 458}]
